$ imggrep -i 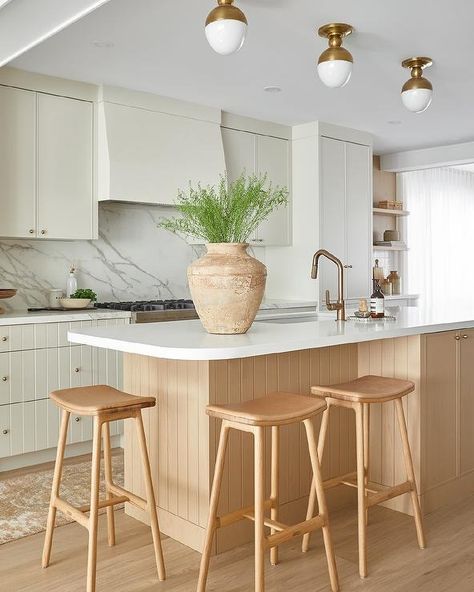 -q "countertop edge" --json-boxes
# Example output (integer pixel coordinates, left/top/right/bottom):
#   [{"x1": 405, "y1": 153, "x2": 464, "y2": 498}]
[{"x1": 68, "y1": 318, "x2": 474, "y2": 361}]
